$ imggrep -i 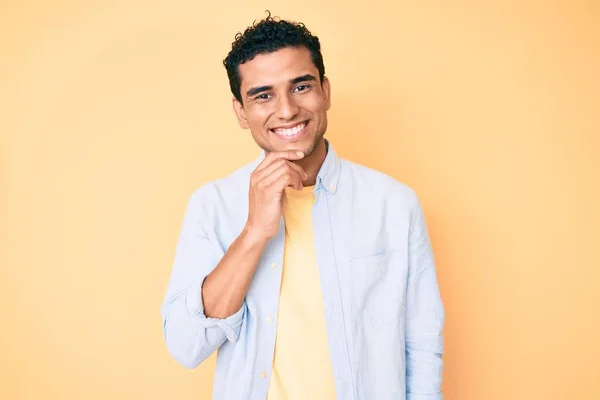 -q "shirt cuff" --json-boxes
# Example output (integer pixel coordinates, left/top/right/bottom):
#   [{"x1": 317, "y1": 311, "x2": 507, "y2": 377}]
[
  {"x1": 185, "y1": 282, "x2": 245, "y2": 343},
  {"x1": 407, "y1": 393, "x2": 442, "y2": 400}
]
